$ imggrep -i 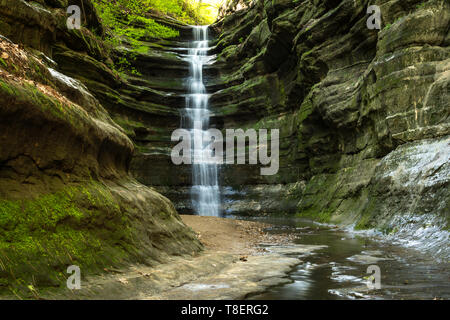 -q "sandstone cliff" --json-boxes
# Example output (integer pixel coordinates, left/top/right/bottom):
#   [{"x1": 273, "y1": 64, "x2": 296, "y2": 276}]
[
  {"x1": 210, "y1": 0, "x2": 449, "y2": 257},
  {"x1": 0, "y1": 0, "x2": 202, "y2": 296},
  {"x1": 0, "y1": 0, "x2": 448, "y2": 296}
]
